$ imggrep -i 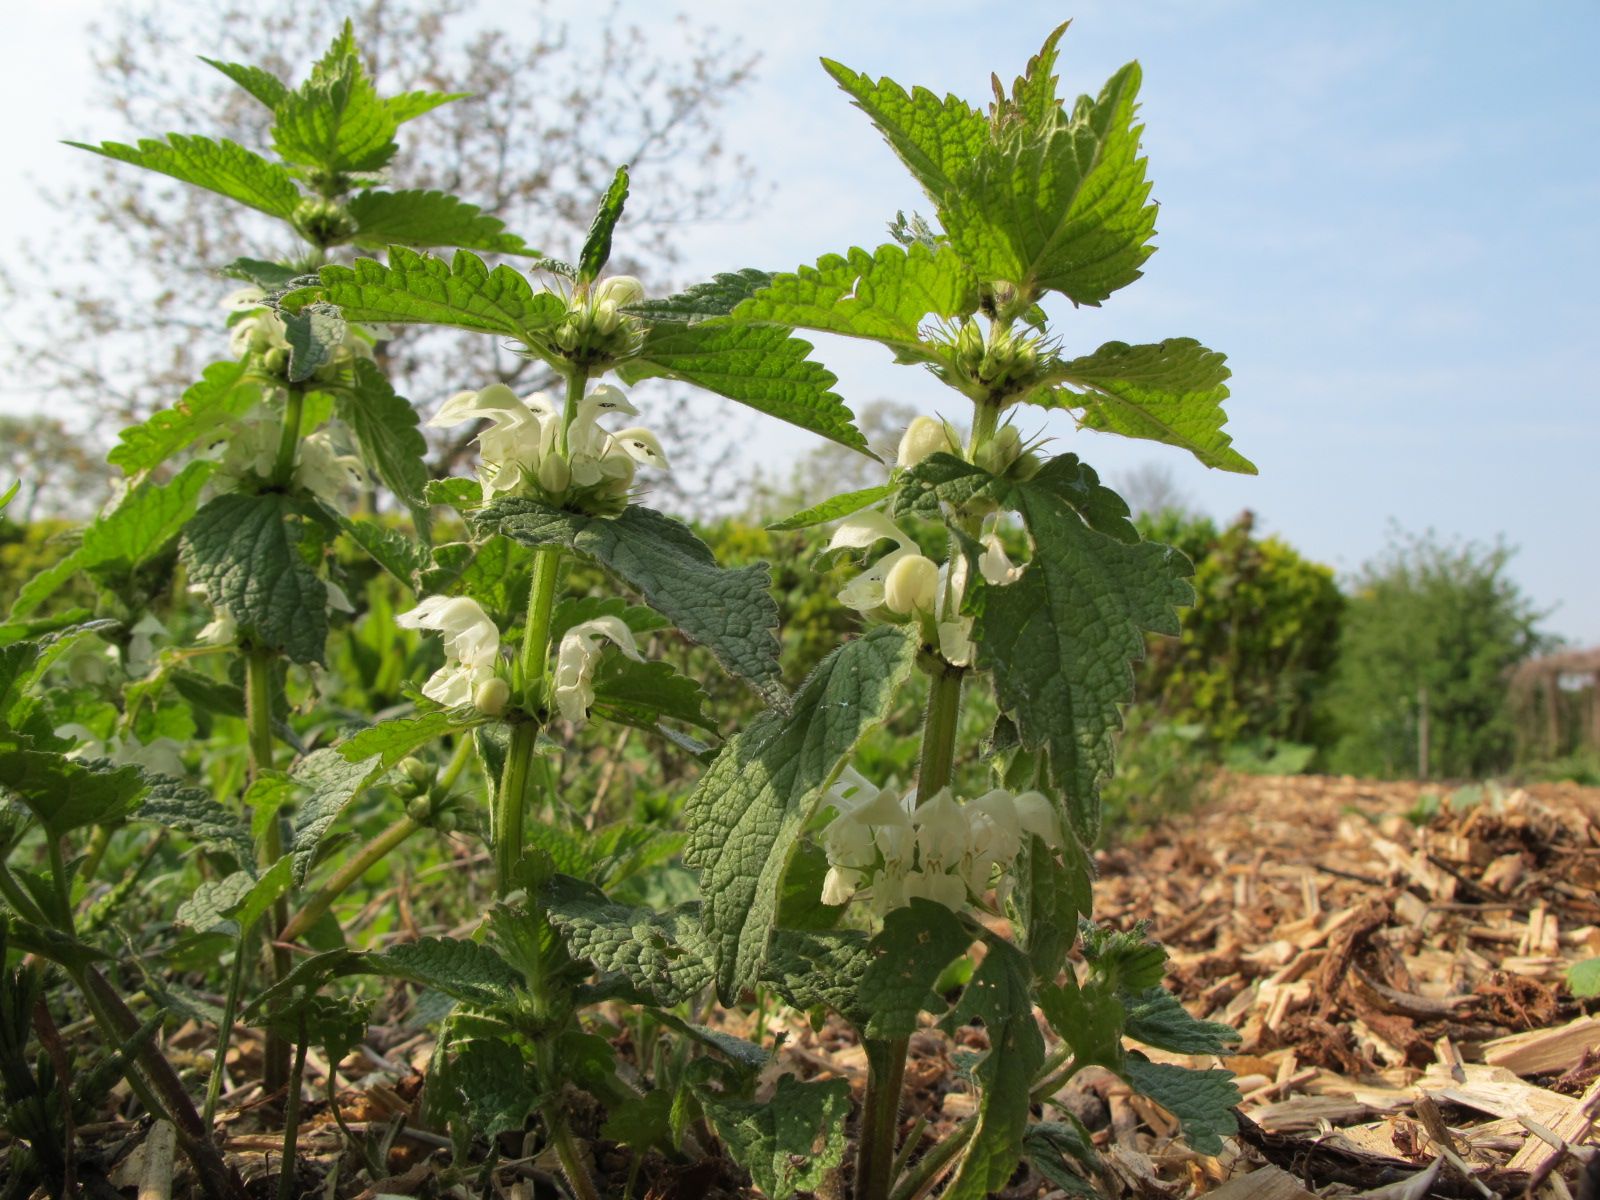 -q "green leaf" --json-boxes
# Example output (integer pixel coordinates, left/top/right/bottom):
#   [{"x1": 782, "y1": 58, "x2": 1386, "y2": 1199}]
[
  {"x1": 1042, "y1": 339, "x2": 1254, "y2": 473},
  {"x1": 857, "y1": 899, "x2": 971, "y2": 1038},
  {"x1": 0, "y1": 620, "x2": 117, "y2": 725},
  {"x1": 200, "y1": 57, "x2": 289, "y2": 108},
  {"x1": 732, "y1": 242, "x2": 977, "y2": 361},
  {"x1": 1023, "y1": 1122, "x2": 1100, "y2": 1198},
  {"x1": 942, "y1": 943, "x2": 1046, "y2": 1200},
  {"x1": 943, "y1": 61, "x2": 1156, "y2": 304},
  {"x1": 109, "y1": 361, "x2": 261, "y2": 475},
  {"x1": 220, "y1": 258, "x2": 305, "y2": 290},
  {"x1": 761, "y1": 928, "x2": 873, "y2": 1022},
  {"x1": 478, "y1": 500, "x2": 784, "y2": 704},
  {"x1": 1569, "y1": 957, "x2": 1600, "y2": 999},
  {"x1": 347, "y1": 189, "x2": 539, "y2": 255},
  {"x1": 432, "y1": 1037, "x2": 534, "y2": 1137},
  {"x1": 821, "y1": 59, "x2": 990, "y2": 203},
  {"x1": 333, "y1": 359, "x2": 432, "y2": 525},
  {"x1": 385, "y1": 90, "x2": 468, "y2": 125},
  {"x1": 11, "y1": 461, "x2": 215, "y2": 618},
  {"x1": 630, "y1": 269, "x2": 774, "y2": 324},
  {"x1": 282, "y1": 303, "x2": 347, "y2": 382},
  {"x1": 335, "y1": 514, "x2": 429, "y2": 583},
  {"x1": 766, "y1": 484, "x2": 895, "y2": 532},
  {"x1": 621, "y1": 322, "x2": 870, "y2": 455},
  {"x1": 135, "y1": 777, "x2": 254, "y2": 863},
  {"x1": 1123, "y1": 1057, "x2": 1239, "y2": 1155},
  {"x1": 698, "y1": 1074, "x2": 852, "y2": 1200},
  {"x1": 271, "y1": 23, "x2": 397, "y2": 176},
  {"x1": 976, "y1": 455, "x2": 1192, "y2": 840},
  {"x1": 1000, "y1": 22, "x2": 1071, "y2": 130},
  {"x1": 67, "y1": 134, "x2": 303, "y2": 219},
  {"x1": 0, "y1": 737, "x2": 147, "y2": 836},
  {"x1": 1122, "y1": 988, "x2": 1239, "y2": 1055},
  {"x1": 174, "y1": 857, "x2": 292, "y2": 933},
  {"x1": 551, "y1": 596, "x2": 671, "y2": 641},
  {"x1": 543, "y1": 874, "x2": 713, "y2": 1005},
  {"x1": 579, "y1": 166, "x2": 629, "y2": 282},
  {"x1": 304, "y1": 247, "x2": 566, "y2": 342},
  {"x1": 1010, "y1": 832, "x2": 1092, "y2": 980},
  {"x1": 181, "y1": 492, "x2": 329, "y2": 664},
  {"x1": 1038, "y1": 975, "x2": 1124, "y2": 1073},
  {"x1": 893, "y1": 453, "x2": 1008, "y2": 523},
  {"x1": 370, "y1": 937, "x2": 524, "y2": 1006},
  {"x1": 683, "y1": 626, "x2": 917, "y2": 1000},
  {"x1": 591, "y1": 655, "x2": 717, "y2": 735},
  {"x1": 420, "y1": 535, "x2": 532, "y2": 624}
]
